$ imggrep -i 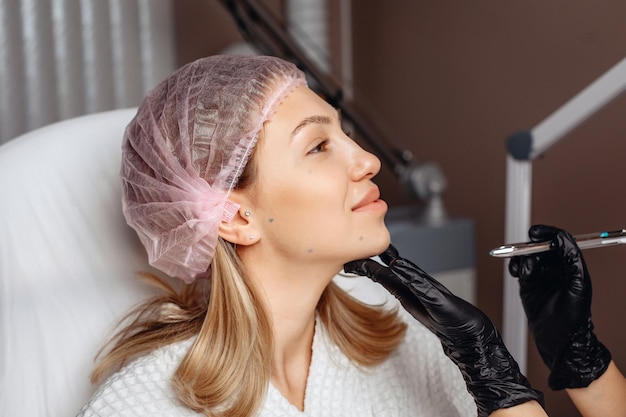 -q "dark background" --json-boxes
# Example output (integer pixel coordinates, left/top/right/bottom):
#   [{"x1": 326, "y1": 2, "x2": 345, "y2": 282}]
[{"x1": 174, "y1": 2, "x2": 626, "y2": 416}]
